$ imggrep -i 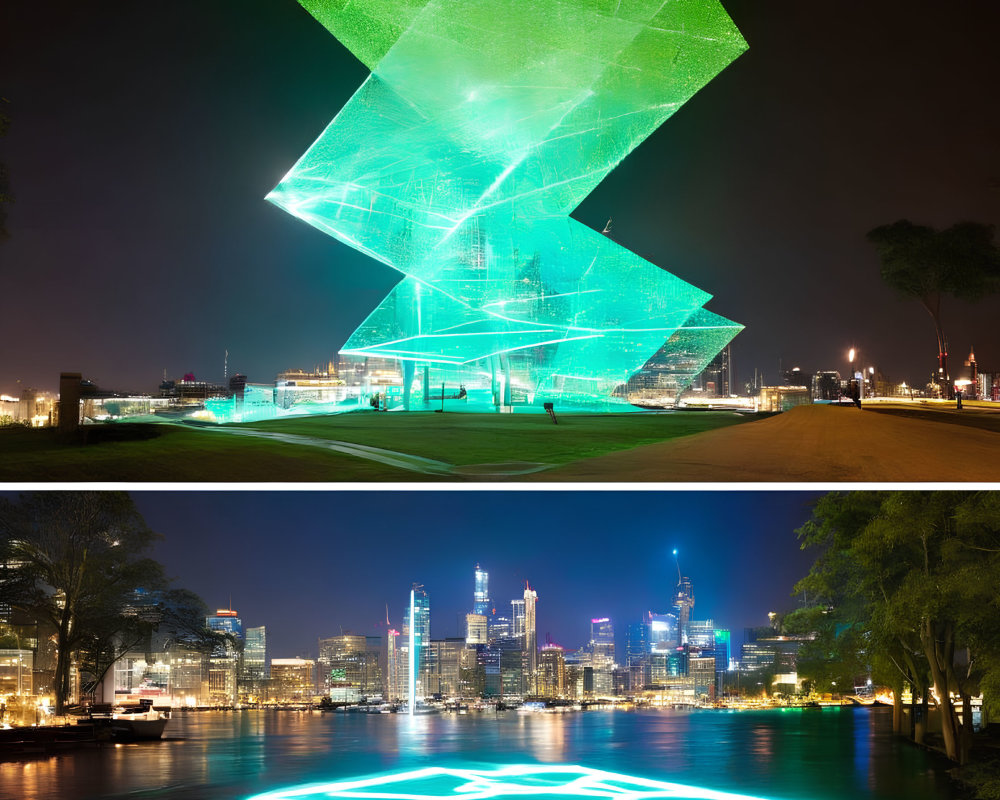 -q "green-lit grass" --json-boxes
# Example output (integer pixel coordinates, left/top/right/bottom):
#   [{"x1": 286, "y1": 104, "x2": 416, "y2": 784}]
[
  {"x1": 237, "y1": 410, "x2": 757, "y2": 467},
  {"x1": 0, "y1": 410, "x2": 761, "y2": 482},
  {"x1": 0, "y1": 425, "x2": 427, "y2": 482}
]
